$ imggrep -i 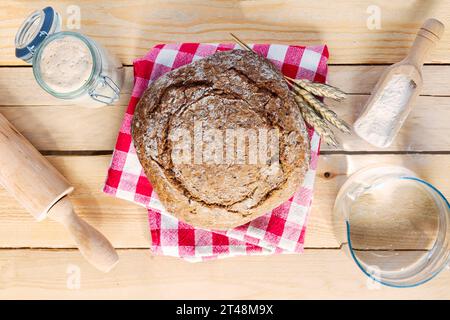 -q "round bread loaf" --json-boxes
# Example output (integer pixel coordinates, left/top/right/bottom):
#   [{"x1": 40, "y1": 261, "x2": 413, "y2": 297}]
[{"x1": 132, "y1": 49, "x2": 310, "y2": 230}]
